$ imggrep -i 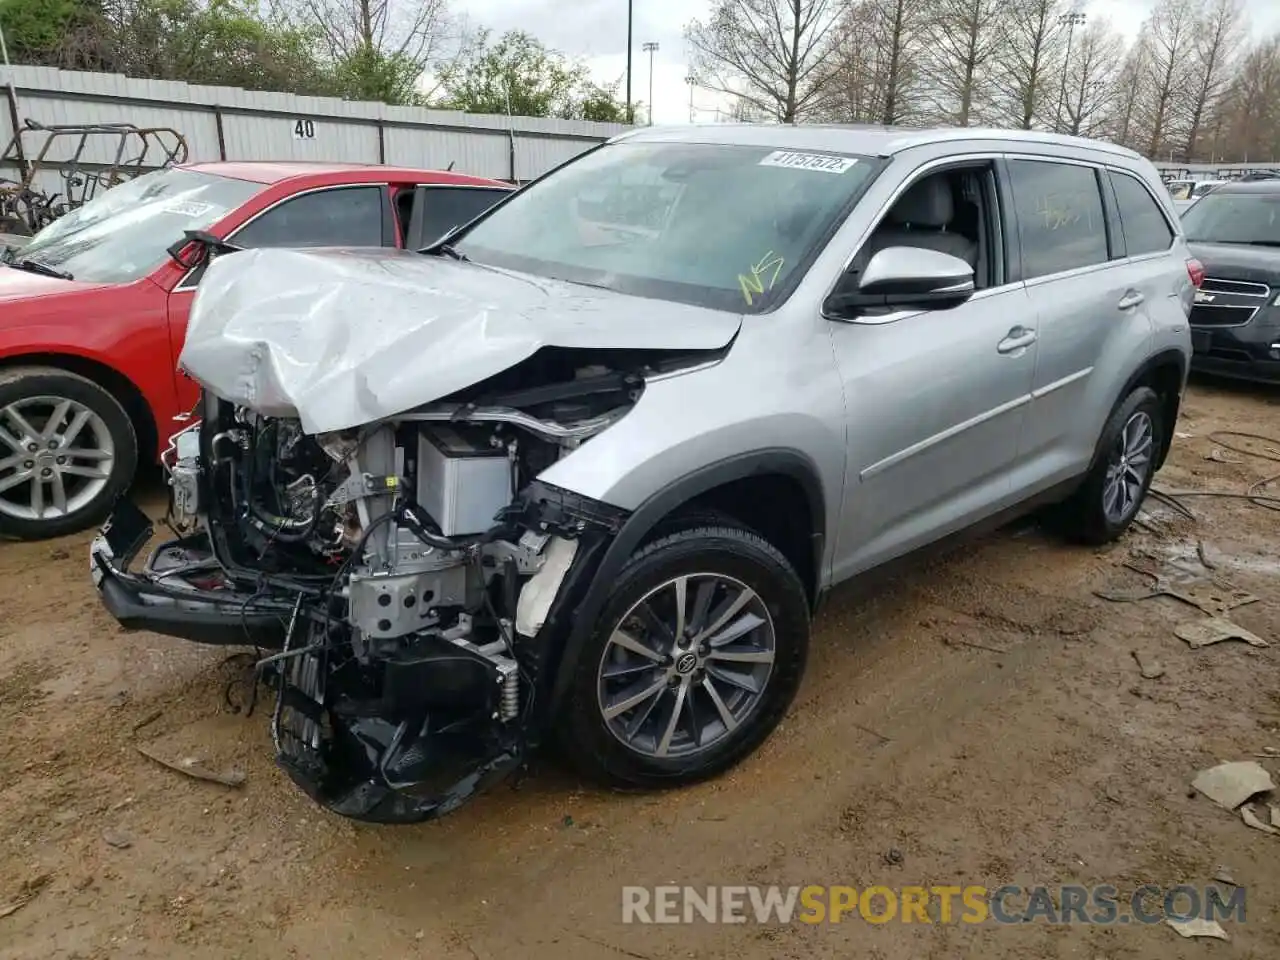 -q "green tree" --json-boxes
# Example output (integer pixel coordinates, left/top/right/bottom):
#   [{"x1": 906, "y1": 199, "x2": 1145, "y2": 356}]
[
  {"x1": 438, "y1": 30, "x2": 627, "y2": 121},
  {"x1": 0, "y1": 0, "x2": 110, "y2": 68},
  {"x1": 330, "y1": 46, "x2": 422, "y2": 104},
  {"x1": 0, "y1": 0, "x2": 338, "y2": 94},
  {"x1": 104, "y1": 0, "x2": 337, "y2": 94},
  {"x1": 576, "y1": 79, "x2": 629, "y2": 122},
  {"x1": 270, "y1": 0, "x2": 460, "y2": 104}
]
